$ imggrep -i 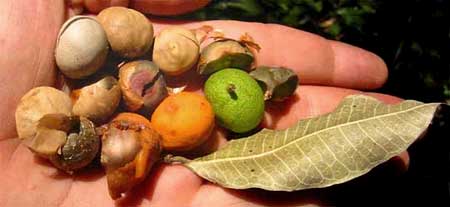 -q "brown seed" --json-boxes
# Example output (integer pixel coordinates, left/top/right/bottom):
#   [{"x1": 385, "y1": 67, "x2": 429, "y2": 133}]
[
  {"x1": 97, "y1": 7, "x2": 154, "y2": 58},
  {"x1": 72, "y1": 76, "x2": 121, "y2": 123},
  {"x1": 15, "y1": 87, "x2": 72, "y2": 139},
  {"x1": 153, "y1": 26, "x2": 200, "y2": 75}
]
